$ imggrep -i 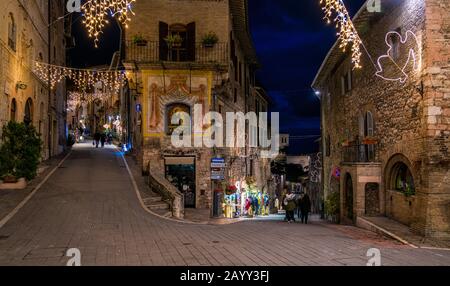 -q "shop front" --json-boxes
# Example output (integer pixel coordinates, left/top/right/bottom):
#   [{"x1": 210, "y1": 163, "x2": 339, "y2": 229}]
[
  {"x1": 217, "y1": 177, "x2": 271, "y2": 219},
  {"x1": 165, "y1": 156, "x2": 196, "y2": 208}
]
